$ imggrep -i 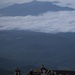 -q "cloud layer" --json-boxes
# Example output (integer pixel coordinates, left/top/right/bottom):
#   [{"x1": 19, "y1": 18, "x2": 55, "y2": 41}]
[
  {"x1": 0, "y1": 11, "x2": 75, "y2": 33},
  {"x1": 39, "y1": 0, "x2": 75, "y2": 8}
]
